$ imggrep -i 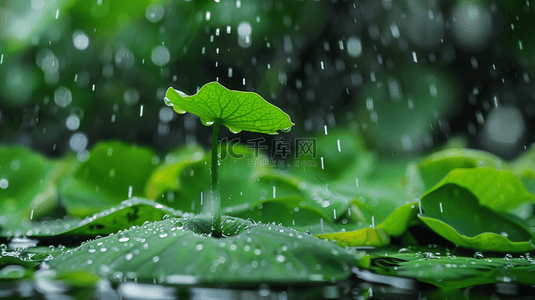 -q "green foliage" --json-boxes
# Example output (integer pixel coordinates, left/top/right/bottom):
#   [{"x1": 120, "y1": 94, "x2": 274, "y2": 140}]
[
  {"x1": 406, "y1": 148, "x2": 507, "y2": 198},
  {"x1": 0, "y1": 145, "x2": 64, "y2": 222},
  {"x1": 425, "y1": 168, "x2": 535, "y2": 212},
  {"x1": 1, "y1": 139, "x2": 535, "y2": 289},
  {"x1": 165, "y1": 82, "x2": 294, "y2": 134},
  {"x1": 316, "y1": 227, "x2": 391, "y2": 247},
  {"x1": 365, "y1": 247, "x2": 535, "y2": 290},
  {"x1": 48, "y1": 216, "x2": 360, "y2": 284},
  {"x1": 59, "y1": 141, "x2": 159, "y2": 217},
  {"x1": 147, "y1": 143, "x2": 353, "y2": 232},
  {"x1": 1, "y1": 198, "x2": 181, "y2": 238},
  {"x1": 419, "y1": 183, "x2": 534, "y2": 252}
]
